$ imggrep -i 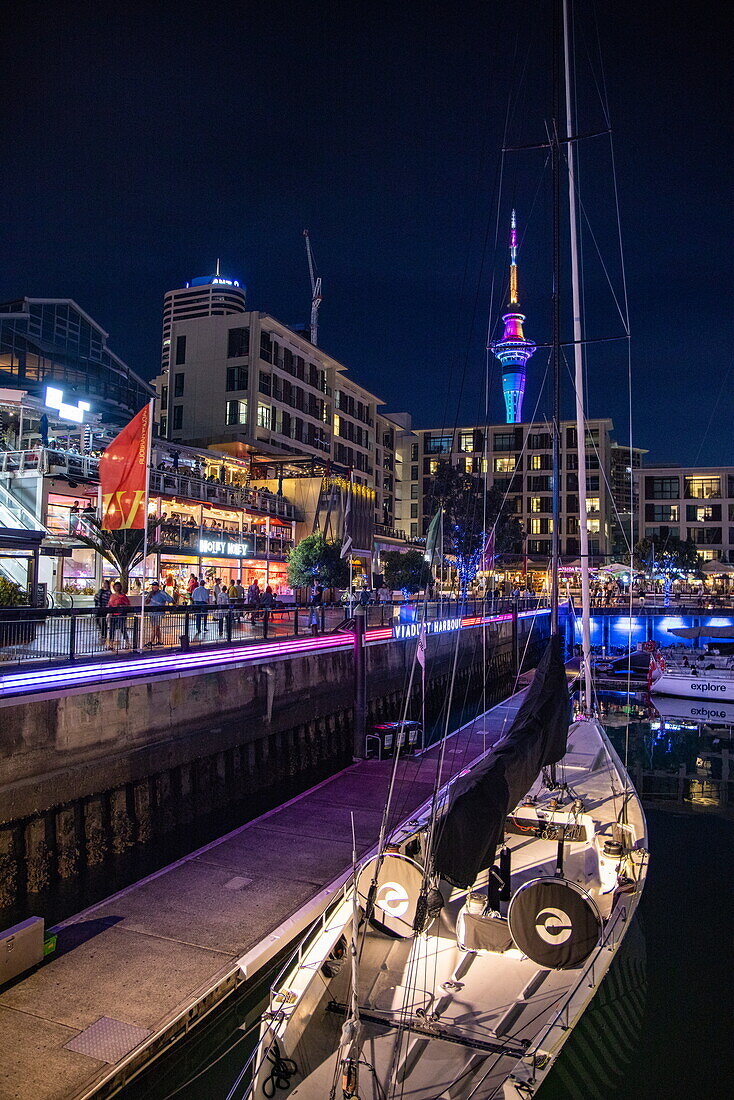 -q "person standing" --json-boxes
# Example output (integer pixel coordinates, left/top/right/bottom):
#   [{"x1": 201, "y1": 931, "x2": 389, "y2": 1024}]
[
  {"x1": 308, "y1": 584, "x2": 324, "y2": 635},
  {"x1": 107, "y1": 582, "x2": 131, "y2": 650},
  {"x1": 215, "y1": 582, "x2": 230, "y2": 636},
  {"x1": 191, "y1": 577, "x2": 210, "y2": 638},
  {"x1": 146, "y1": 580, "x2": 173, "y2": 646},
  {"x1": 187, "y1": 572, "x2": 198, "y2": 597},
  {"x1": 94, "y1": 579, "x2": 111, "y2": 643}
]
